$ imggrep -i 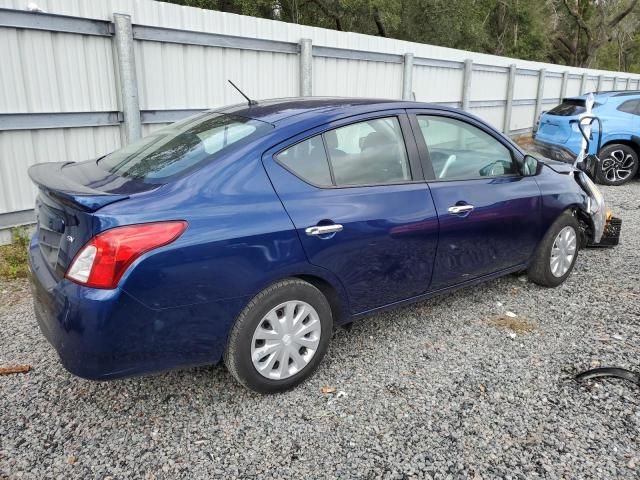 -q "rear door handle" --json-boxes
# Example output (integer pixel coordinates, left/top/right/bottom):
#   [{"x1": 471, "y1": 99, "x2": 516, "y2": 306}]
[
  {"x1": 305, "y1": 224, "x2": 344, "y2": 236},
  {"x1": 448, "y1": 204, "x2": 474, "y2": 215}
]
